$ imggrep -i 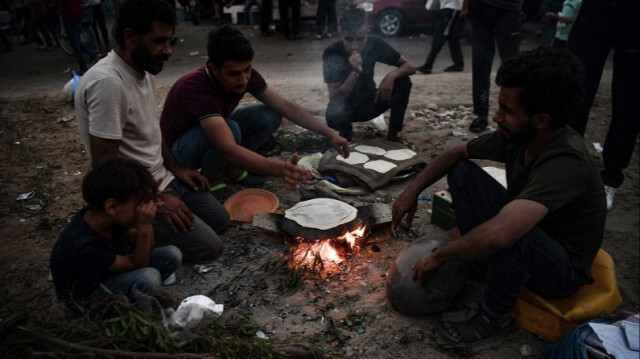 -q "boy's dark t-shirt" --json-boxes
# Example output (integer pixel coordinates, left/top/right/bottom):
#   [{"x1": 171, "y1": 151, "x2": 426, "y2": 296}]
[
  {"x1": 50, "y1": 208, "x2": 128, "y2": 305},
  {"x1": 322, "y1": 36, "x2": 401, "y2": 106}
]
